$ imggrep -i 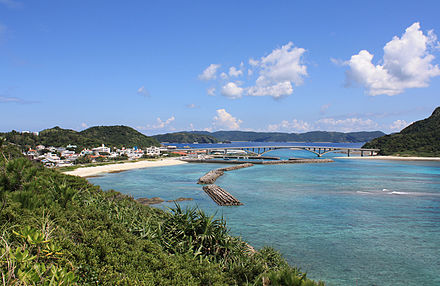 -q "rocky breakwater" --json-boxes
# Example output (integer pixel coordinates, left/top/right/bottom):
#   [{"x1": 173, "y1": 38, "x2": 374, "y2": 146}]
[
  {"x1": 197, "y1": 163, "x2": 253, "y2": 206},
  {"x1": 203, "y1": 185, "x2": 243, "y2": 206},
  {"x1": 198, "y1": 163, "x2": 254, "y2": 184}
]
